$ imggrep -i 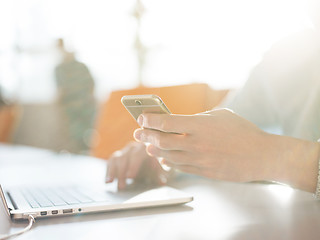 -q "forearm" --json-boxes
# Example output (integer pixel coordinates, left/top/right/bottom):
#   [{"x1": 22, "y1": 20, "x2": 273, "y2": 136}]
[{"x1": 265, "y1": 134, "x2": 320, "y2": 193}]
